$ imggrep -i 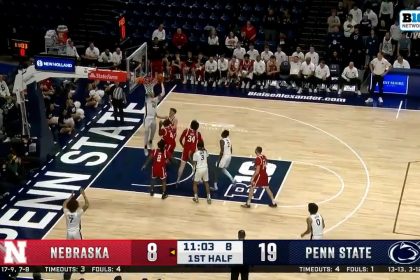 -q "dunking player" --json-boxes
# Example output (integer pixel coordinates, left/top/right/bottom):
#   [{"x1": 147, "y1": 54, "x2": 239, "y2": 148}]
[
  {"x1": 141, "y1": 139, "x2": 169, "y2": 199},
  {"x1": 159, "y1": 119, "x2": 176, "y2": 160},
  {"x1": 63, "y1": 189, "x2": 89, "y2": 239},
  {"x1": 241, "y1": 146, "x2": 277, "y2": 208},
  {"x1": 192, "y1": 141, "x2": 211, "y2": 204},
  {"x1": 301, "y1": 203, "x2": 325, "y2": 239},
  {"x1": 212, "y1": 130, "x2": 236, "y2": 191},
  {"x1": 143, "y1": 79, "x2": 166, "y2": 156},
  {"x1": 176, "y1": 120, "x2": 202, "y2": 186}
]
